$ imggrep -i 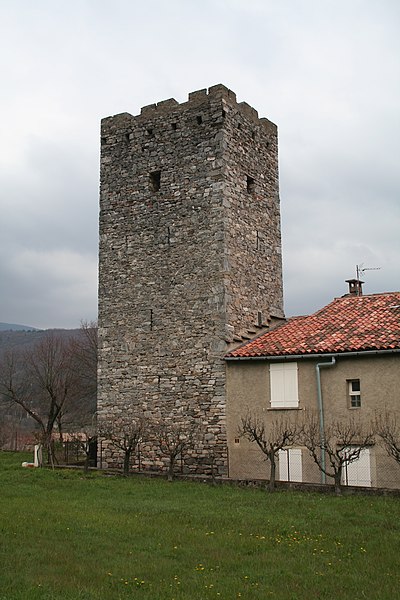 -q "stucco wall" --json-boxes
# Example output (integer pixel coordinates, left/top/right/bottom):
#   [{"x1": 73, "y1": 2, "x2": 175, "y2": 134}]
[{"x1": 226, "y1": 354, "x2": 400, "y2": 487}]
